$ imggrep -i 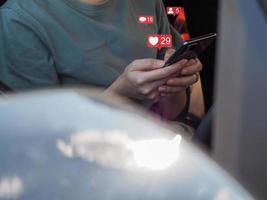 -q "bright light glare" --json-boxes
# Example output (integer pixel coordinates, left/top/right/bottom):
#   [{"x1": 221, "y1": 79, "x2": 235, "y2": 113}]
[
  {"x1": 0, "y1": 176, "x2": 23, "y2": 199},
  {"x1": 127, "y1": 135, "x2": 182, "y2": 170},
  {"x1": 57, "y1": 130, "x2": 182, "y2": 171}
]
